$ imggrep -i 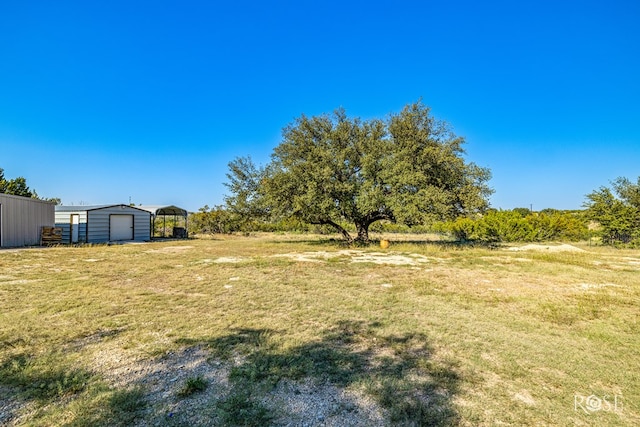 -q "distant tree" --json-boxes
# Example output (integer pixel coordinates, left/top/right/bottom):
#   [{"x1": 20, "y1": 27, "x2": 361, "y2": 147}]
[
  {"x1": 512, "y1": 207, "x2": 532, "y2": 218},
  {"x1": 612, "y1": 176, "x2": 640, "y2": 208},
  {"x1": 40, "y1": 196, "x2": 62, "y2": 205},
  {"x1": 540, "y1": 208, "x2": 559, "y2": 215},
  {"x1": 0, "y1": 168, "x2": 35, "y2": 197},
  {"x1": 189, "y1": 205, "x2": 239, "y2": 234},
  {"x1": 224, "y1": 157, "x2": 269, "y2": 221},
  {"x1": 584, "y1": 177, "x2": 640, "y2": 245},
  {"x1": 0, "y1": 167, "x2": 60, "y2": 203},
  {"x1": 225, "y1": 101, "x2": 493, "y2": 243}
]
